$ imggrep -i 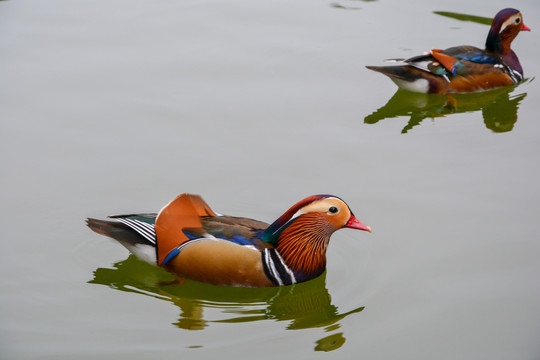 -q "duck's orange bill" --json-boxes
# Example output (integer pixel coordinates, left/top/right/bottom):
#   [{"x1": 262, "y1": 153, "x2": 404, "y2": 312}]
[
  {"x1": 345, "y1": 215, "x2": 372, "y2": 232},
  {"x1": 522, "y1": 23, "x2": 531, "y2": 31}
]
